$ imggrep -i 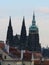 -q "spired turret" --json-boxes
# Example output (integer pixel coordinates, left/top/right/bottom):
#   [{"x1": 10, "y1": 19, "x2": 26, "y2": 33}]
[
  {"x1": 29, "y1": 12, "x2": 38, "y2": 34},
  {"x1": 28, "y1": 12, "x2": 41, "y2": 52},
  {"x1": 6, "y1": 17, "x2": 14, "y2": 47},
  {"x1": 19, "y1": 17, "x2": 27, "y2": 50}
]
